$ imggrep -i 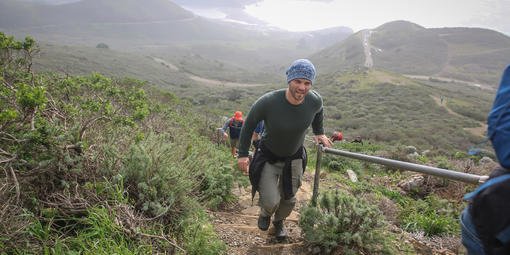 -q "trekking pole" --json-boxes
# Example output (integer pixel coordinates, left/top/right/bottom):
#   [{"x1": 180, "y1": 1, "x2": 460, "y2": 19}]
[{"x1": 312, "y1": 143, "x2": 324, "y2": 206}]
